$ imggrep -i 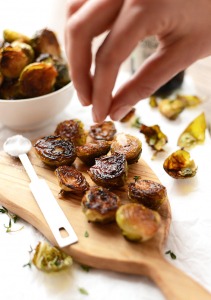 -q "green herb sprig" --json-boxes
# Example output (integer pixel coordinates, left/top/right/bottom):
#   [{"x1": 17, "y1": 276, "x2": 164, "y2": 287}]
[
  {"x1": 165, "y1": 250, "x2": 177, "y2": 260},
  {"x1": 0, "y1": 206, "x2": 24, "y2": 233}
]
